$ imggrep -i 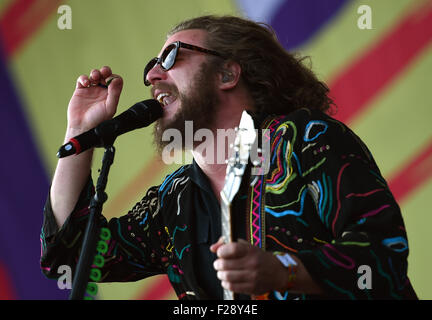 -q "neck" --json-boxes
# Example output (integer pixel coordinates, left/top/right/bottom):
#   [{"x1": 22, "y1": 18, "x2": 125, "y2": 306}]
[{"x1": 192, "y1": 89, "x2": 254, "y2": 200}]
